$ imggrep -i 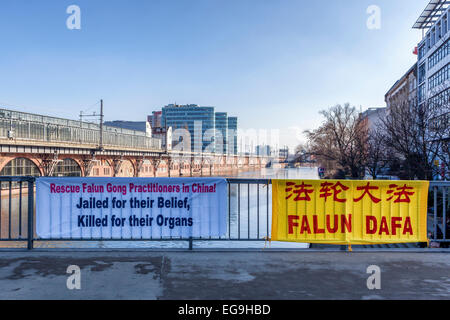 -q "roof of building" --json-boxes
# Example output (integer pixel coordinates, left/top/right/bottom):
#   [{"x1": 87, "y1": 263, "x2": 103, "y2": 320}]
[
  {"x1": 385, "y1": 63, "x2": 417, "y2": 99},
  {"x1": 360, "y1": 107, "x2": 386, "y2": 119},
  {"x1": 103, "y1": 121, "x2": 147, "y2": 132},
  {"x1": 413, "y1": 0, "x2": 450, "y2": 29}
]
